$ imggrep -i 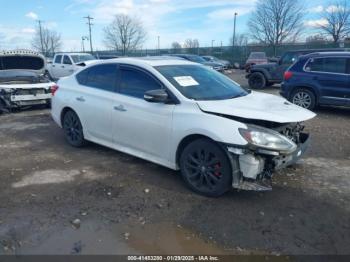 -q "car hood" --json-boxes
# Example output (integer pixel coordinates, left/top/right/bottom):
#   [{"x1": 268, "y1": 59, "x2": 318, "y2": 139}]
[
  {"x1": 196, "y1": 91, "x2": 316, "y2": 123},
  {"x1": 251, "y1": 62, "x2": 276, "y2": 69},
  {"x1": 0, "y1": 50, "x2": 46, "y2": 74}
]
